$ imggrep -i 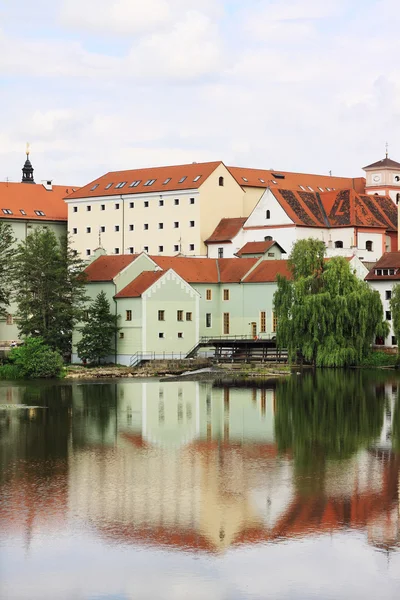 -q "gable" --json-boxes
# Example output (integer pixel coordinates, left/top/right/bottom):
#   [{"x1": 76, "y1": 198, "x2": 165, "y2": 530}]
[
  {"x1": 244, "y1": 189, "x2": 293, "y2": 228},
  {"x1": 114, "y1": 253, "x2": 159, "y2": 292}
]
